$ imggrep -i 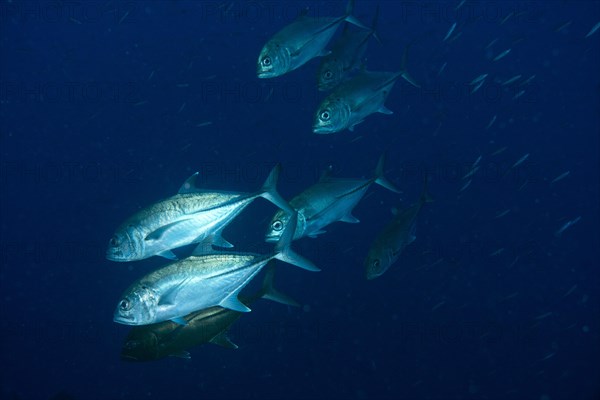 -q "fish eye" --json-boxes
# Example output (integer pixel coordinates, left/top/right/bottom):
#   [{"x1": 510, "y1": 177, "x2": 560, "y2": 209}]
[
  {"x1": 324, "y1": 70, "x2": 333, "y2": 79},
  {"x1": 272, "y1": 220, "x2": 283, "y2": 231},
  {"x1": 119, "y1": 299, "x2": 130, "y2": 311},
  {"x1": 124, "y1": 340, "x2": 140, "y2": 350},
  {"x1": 373, "y1": 259, "x2": 380, "y2": 268},
  {"x1": 109, "y1": 236, "x2": 119, "y2": 246},
  {"x1": 320, "y1": 110, "x2": 330, "y2": 121},
  {"x1": 262, "y1": 57, "x2": 271, "y2": 66}
]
